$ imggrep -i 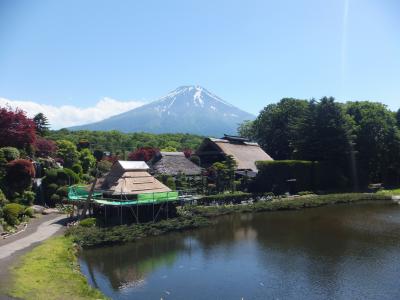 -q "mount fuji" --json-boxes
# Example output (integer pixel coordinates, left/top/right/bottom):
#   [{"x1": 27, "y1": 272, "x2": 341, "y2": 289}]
[{"x1": 69, "y1": 86, "x2": 255, "y2": 137}]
